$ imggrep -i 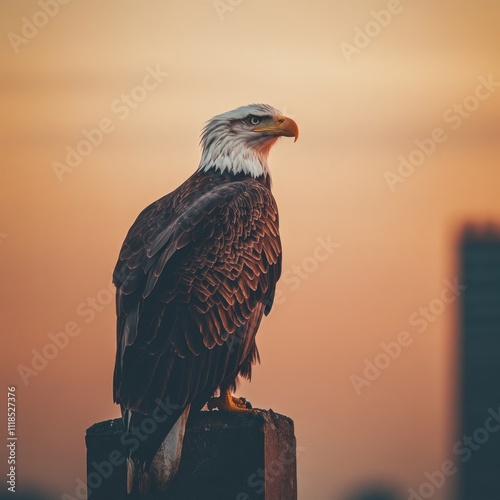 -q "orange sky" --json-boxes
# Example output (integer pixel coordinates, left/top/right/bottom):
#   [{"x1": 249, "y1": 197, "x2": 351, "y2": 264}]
[{"x1": 2, "y1": 1, "x2": 500, "y2": 499}]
